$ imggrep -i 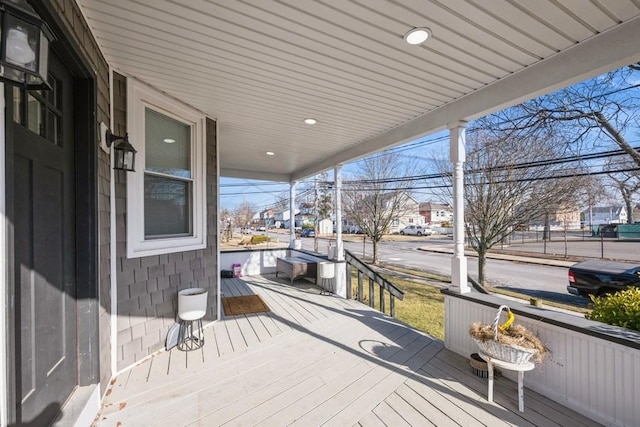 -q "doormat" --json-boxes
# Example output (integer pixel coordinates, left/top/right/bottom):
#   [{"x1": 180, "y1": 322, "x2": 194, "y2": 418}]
[{"x1": 222, "y1": 295, "x2": 270, "y2": 316}]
